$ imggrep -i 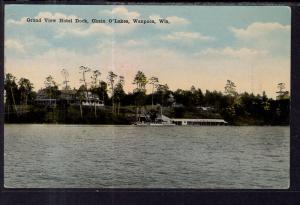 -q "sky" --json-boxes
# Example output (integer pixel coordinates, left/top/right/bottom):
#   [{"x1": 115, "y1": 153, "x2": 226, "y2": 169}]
[{"x1": 4, "y1": 5, "x2": 291, "y2": 98}]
